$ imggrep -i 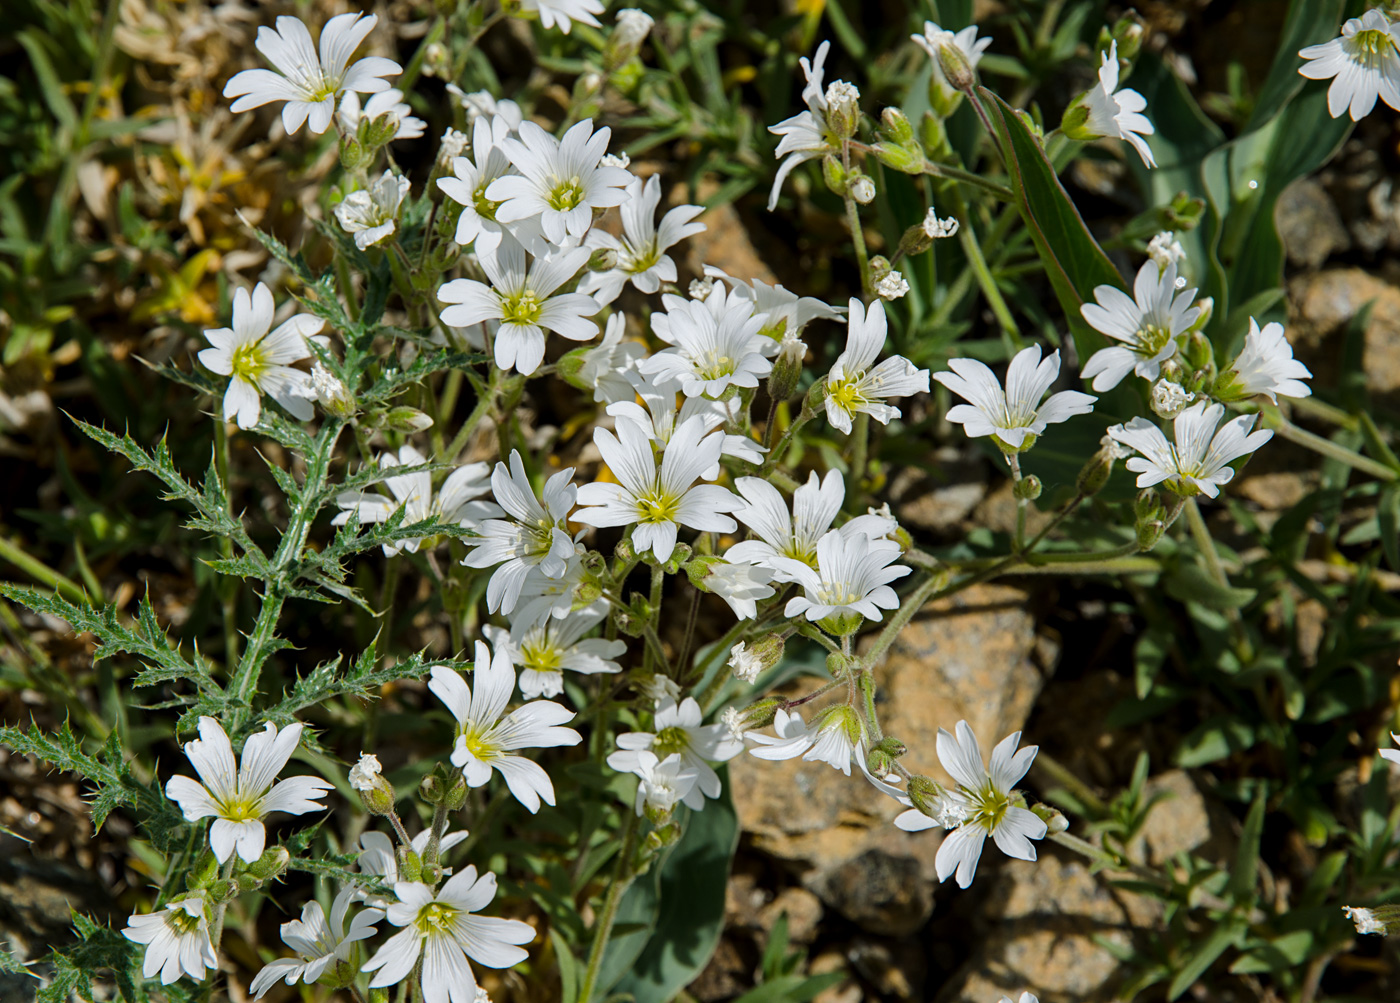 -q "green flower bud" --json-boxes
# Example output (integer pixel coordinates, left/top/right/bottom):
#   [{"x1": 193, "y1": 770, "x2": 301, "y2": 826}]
[
  {"x1": 555, "y1": 346, "x2": 592, "y2": 391},
  {"x1": 684, "y1": 554, "x2": 723, "y2": 591},
  {"x1": 899, "y1": 222, "x2": 935, "y2": 258},
  {"x1": 866, "y1": 747, "x2": 894, "y2": 777},
  {"x1": 1136, "y1": 518, "x2": 1165, "y2": 551},
  {"x1": 1134, "y1": 488, "x2": 1162, "y2": 522},
  {"x1": 419, "y1": 772, "x2": 446, "y2": 804},
  {"x1": 383, "y1": 406, "x2": 434, "y2": 433},
  {"x1": 870, "y1": 141, "x2": 925, "y2": 173},
  {"x1": 1031, "y1": 802, "x2": 1069, "y2": 834},
  {"x1": 1077, "y1": 452, "x2": 1113, "y2": 497},
  {"x1": 881, "y1": 106, "x2": 914, "y2": 145},
  {"x1": 740, "y1": 696, "x2": 785, "y2": 730},
  {"x1": 186, "y1": 851, "x2": 219, "y2": 889},
  {"x1": 645, "y1": 820, "x2": 682, "y2": 850},
  {"x1": 616, "y1": 610, "x2": 646, "y2": 637},
  {"x1": 822, "y1": 155, "x2": 847, "y2": 196},
  {"x1": 350, "y1": 753, "x2": 397, "y2": 816},
  {"x1": 935, "y1": 36, "x2": 975, "y2": 95},
  {"x1": 818, "y1": 611, "x2": 864, "y2": 637},
  {"x1": 663, "y1": 543, "x2": 692, "y2": 575},
  {"x1": 246, "y1": 846, "x2": 291, "y2": 882},
  {"x1": 768, "y1": 347, "x2": 803, "y2": 403},
  {"x1": 824, "y1": 80, "x2": 862, "y2": 140},
  {"x1": 401, "y1": 849, "x2": 423, "y2": 883},
  {"x1": 614, "y1": 538, "x2": 636, "y2": 563},
  {"x1": 572, "y1": 579, "x2": 603, "y2": 607},
  {"x1": 340, "y1": 138, "x2": 369, "y2": 171},
  {"x1": 868, "y1": 255, "x2": 892, "y2": 283},
  {"x1": 1014, "y1": 474, "x2": 1042, "y2": 501},
  {"x1": 1112, "y1": 12, "x2": 1145, "y2": 62},
  {"x1": 604, "y1": 8, "x2": 653, "y2": 72},
  {"x1": 826, "y1": 651, "x2": 853, "y2": 677},
  {"x1": 906, "y1": 775, "x2": 949, "y2": 819},
  {"x1": 580, "y1": 550, "x2": 606, "y2": 574},
  {"x1": 1184, "y1": 330, "x2": 1213, "y2": 370},
  {"x1": 588, "y1": 247, "x2": 619, "y2": 272},
  {"x1": 872, "y1": 736, "x2": 907, "y2": 759}
]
